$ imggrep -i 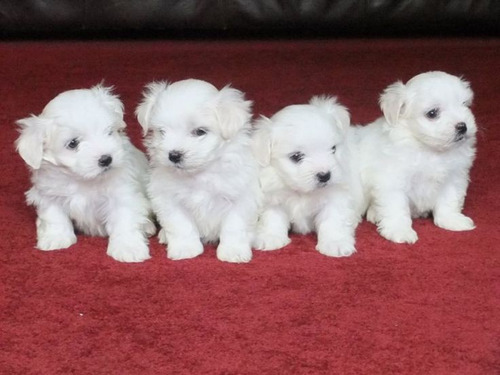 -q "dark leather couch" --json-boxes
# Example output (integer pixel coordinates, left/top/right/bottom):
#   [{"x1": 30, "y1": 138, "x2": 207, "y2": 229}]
[{"x1": 1, "y1": 0, "x2": 499, "y2": 38}]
